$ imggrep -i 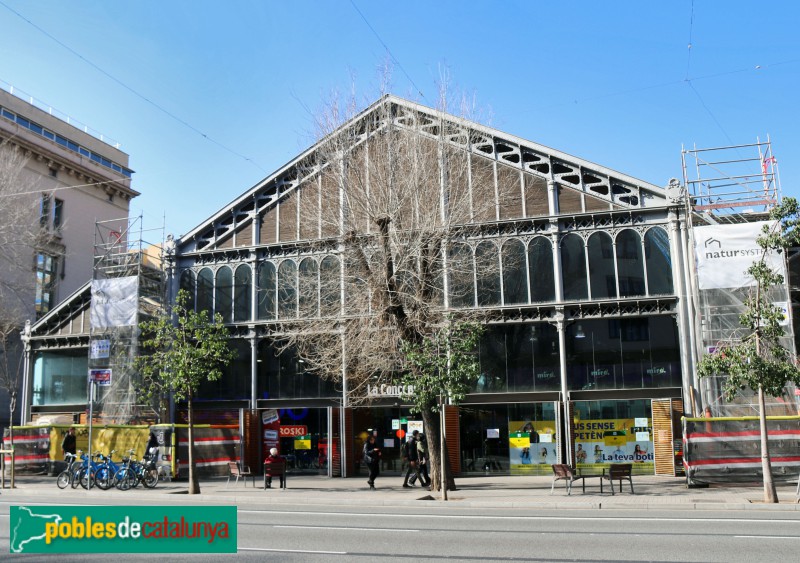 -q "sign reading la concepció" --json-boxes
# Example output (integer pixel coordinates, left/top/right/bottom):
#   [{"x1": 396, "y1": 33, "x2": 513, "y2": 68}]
[{"x1": 9, "y1": 506, "x2": 237, "y2": 554}]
